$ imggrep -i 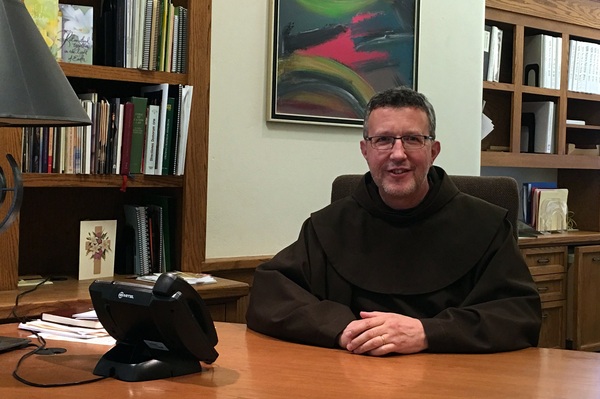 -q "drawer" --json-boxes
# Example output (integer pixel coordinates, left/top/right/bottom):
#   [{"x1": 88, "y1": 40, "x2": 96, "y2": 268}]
[
  {"x1": 532, "y1": 273, "x2": 566, "y2": 302},
  {"x1": 521, "y1": 246, "x2": 567, "y2": 275}
]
